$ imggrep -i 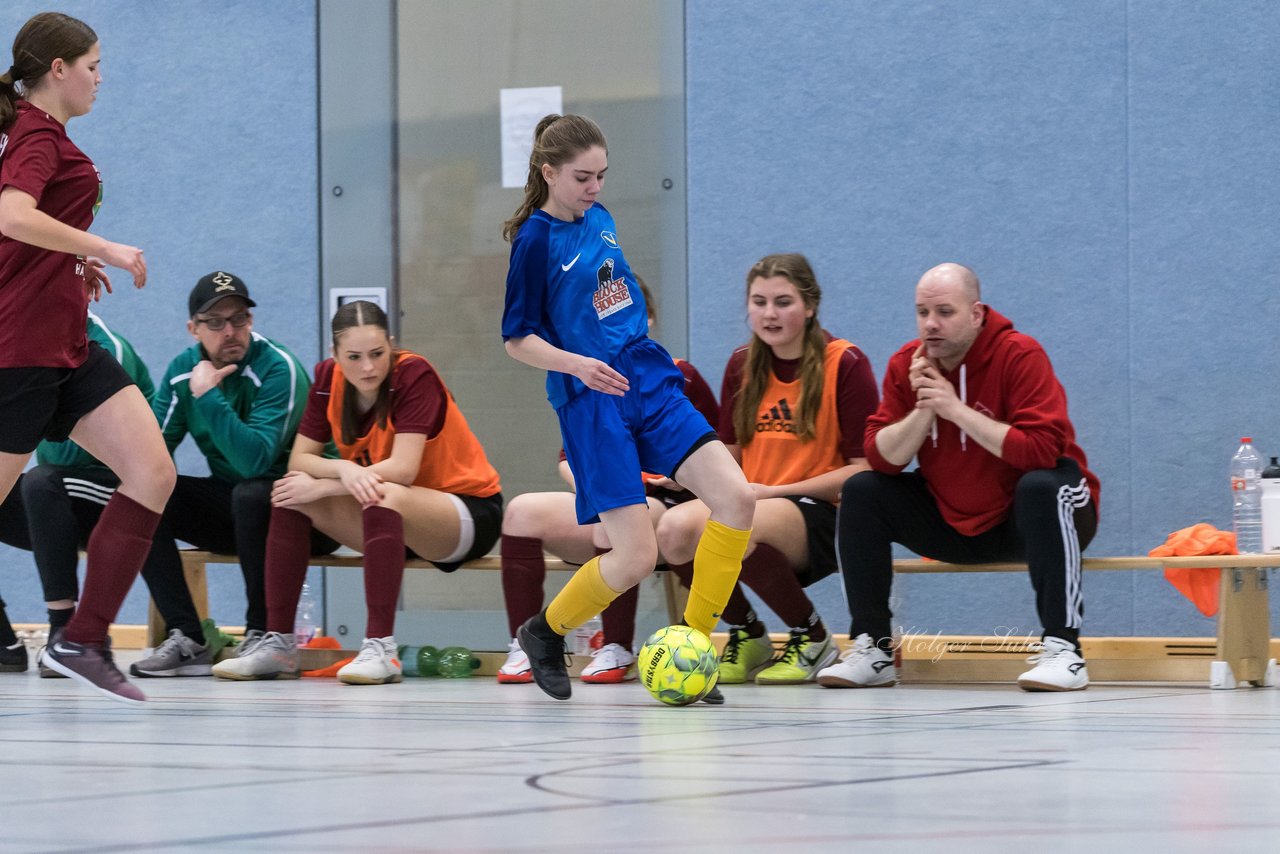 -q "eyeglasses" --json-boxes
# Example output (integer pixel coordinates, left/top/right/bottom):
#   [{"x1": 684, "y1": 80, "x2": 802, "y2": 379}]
[{"x1": 195, "y1": 312, "x2": 251, "y2": 331}]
